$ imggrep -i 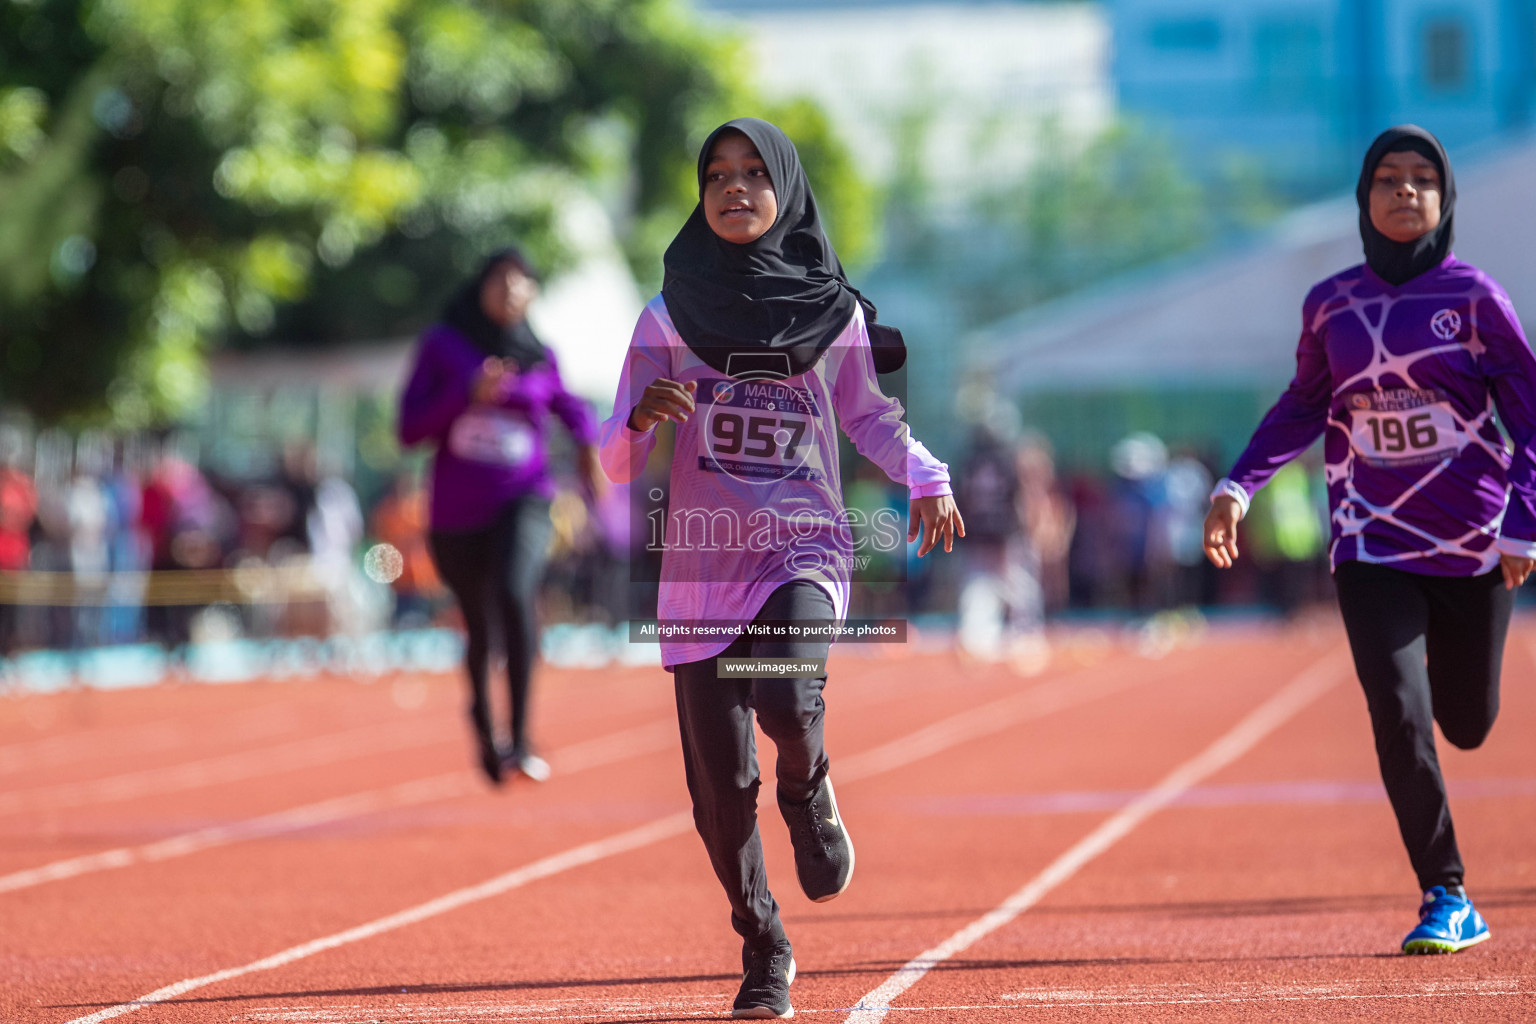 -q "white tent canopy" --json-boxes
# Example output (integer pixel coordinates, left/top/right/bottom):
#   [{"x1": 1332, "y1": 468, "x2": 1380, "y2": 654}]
[{"x1": 970, "y1": 134, "x2": 1536, "y2": 394}]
